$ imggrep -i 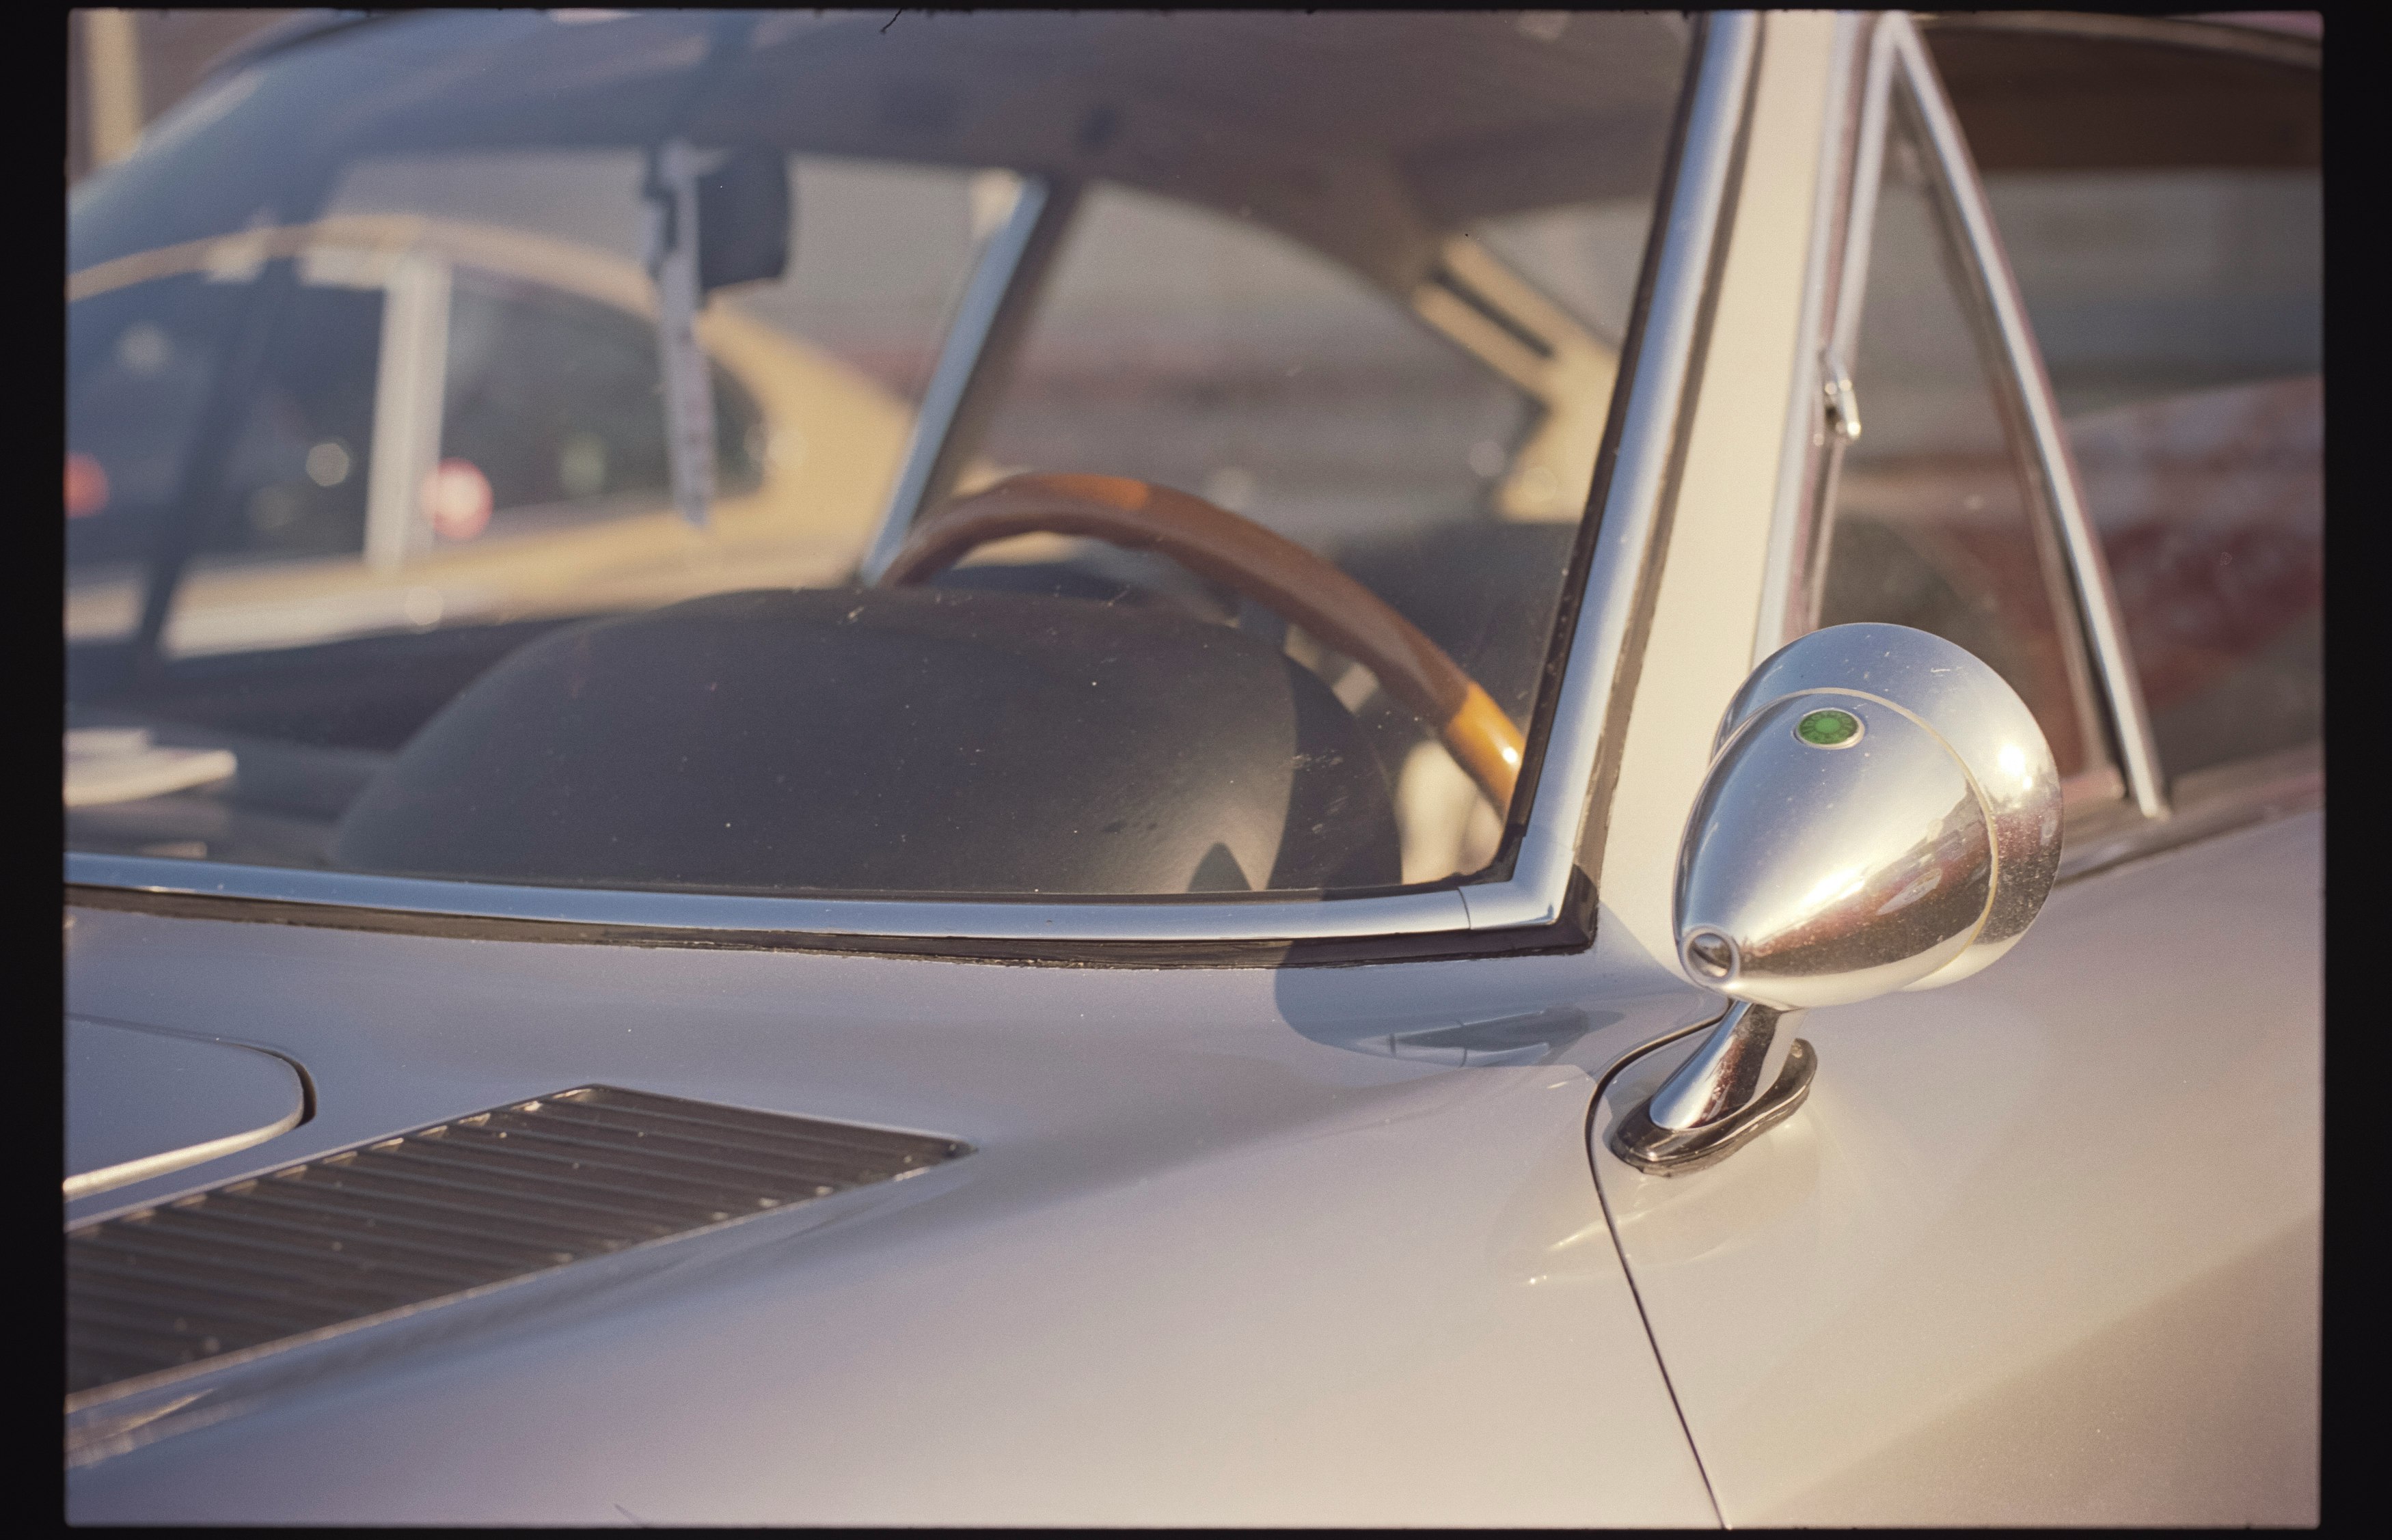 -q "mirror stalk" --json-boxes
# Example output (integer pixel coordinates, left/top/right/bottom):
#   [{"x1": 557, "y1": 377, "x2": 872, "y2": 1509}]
[
  {"x1": 1650, "y1": 1000, "x2": 1801, "y2": 1129},
  {"x1": 1609, "y1": 1003, "x2": 1819, "y2": 1174}
]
